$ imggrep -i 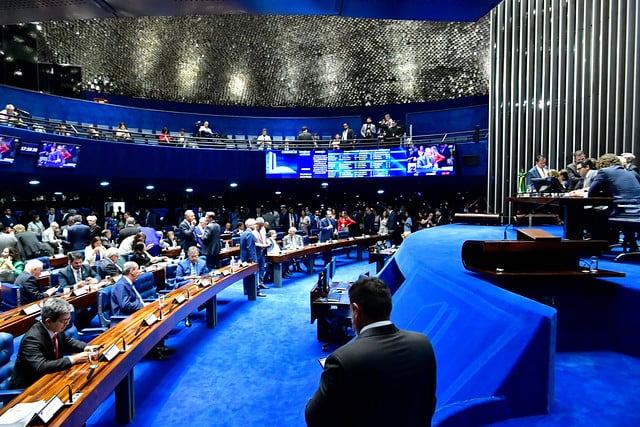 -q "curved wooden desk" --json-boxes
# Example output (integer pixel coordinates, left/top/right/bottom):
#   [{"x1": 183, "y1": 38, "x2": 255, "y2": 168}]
[{"x1": 0, "y1": 263, "x2": 258, "y2": 426}]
